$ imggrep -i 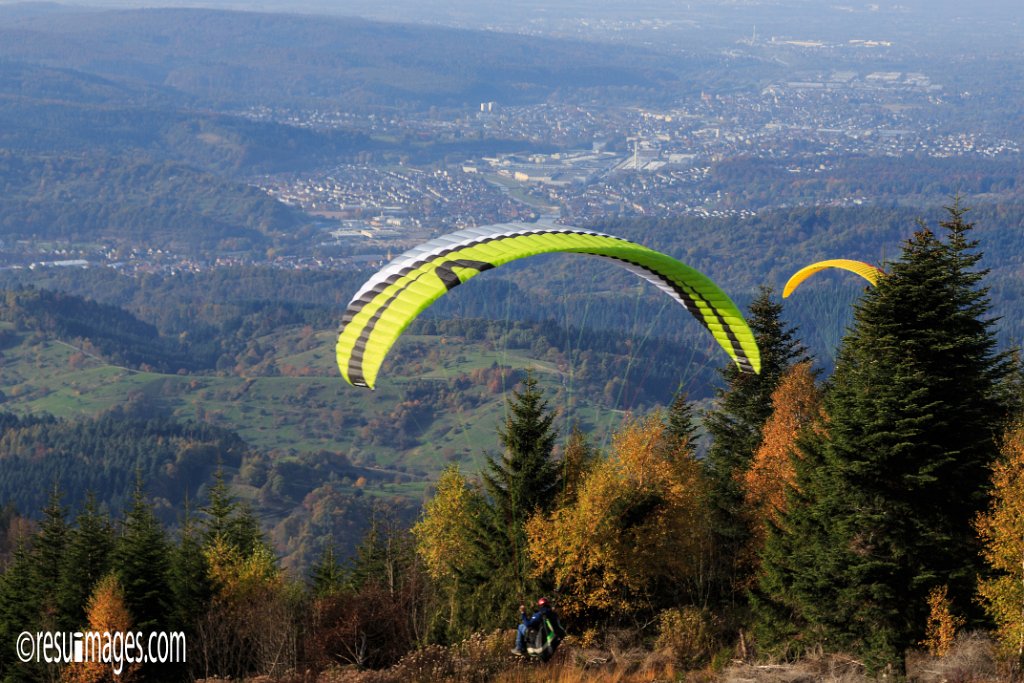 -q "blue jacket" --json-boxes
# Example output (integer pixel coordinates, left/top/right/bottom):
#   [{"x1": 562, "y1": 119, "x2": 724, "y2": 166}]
[{"x1": 521, "y1": 604, "x2": 553, "y2": 630}]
